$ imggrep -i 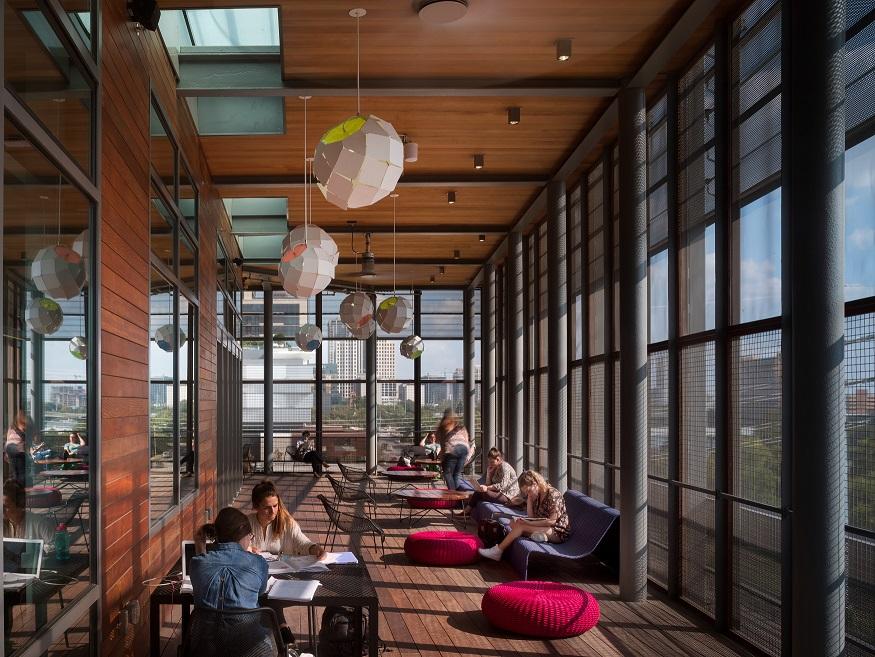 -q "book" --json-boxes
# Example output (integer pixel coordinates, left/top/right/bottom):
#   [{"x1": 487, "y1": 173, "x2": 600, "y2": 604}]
[
  {"x1": 266, "y1": 577, "x2": 321, "y2": 602},
  {"x1": 274, "y1": 555, "x2": 329, "y2": 573},
  {"x1": 322, "y1": 551, "x2": 358, "y2": 565}
]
